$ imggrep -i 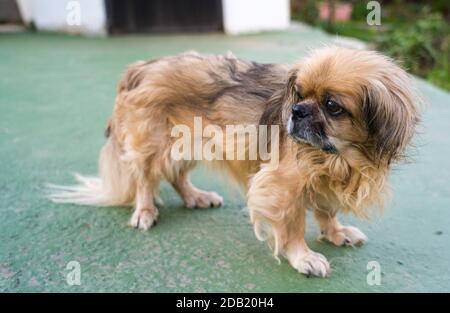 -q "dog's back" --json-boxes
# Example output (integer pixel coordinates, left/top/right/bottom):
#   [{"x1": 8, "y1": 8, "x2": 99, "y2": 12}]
[
  {"x1": 48, "y1": 52, "x2": 287, "y2": 211},
  {"x1": 116, "y1": 52, "x2": 287, "y2": 124}
]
